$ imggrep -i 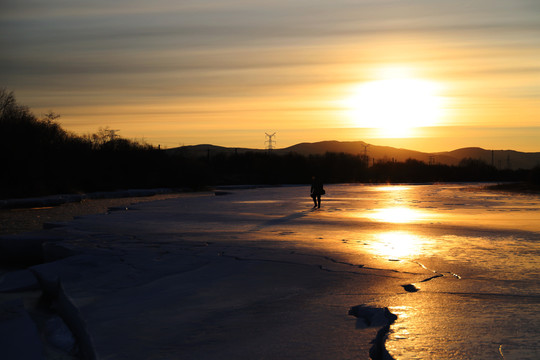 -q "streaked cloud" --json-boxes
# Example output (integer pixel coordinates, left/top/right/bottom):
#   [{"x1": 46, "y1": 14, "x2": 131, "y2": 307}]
[{"x1": 1, "y1": 0, "x2": 539, "y2": 150}]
